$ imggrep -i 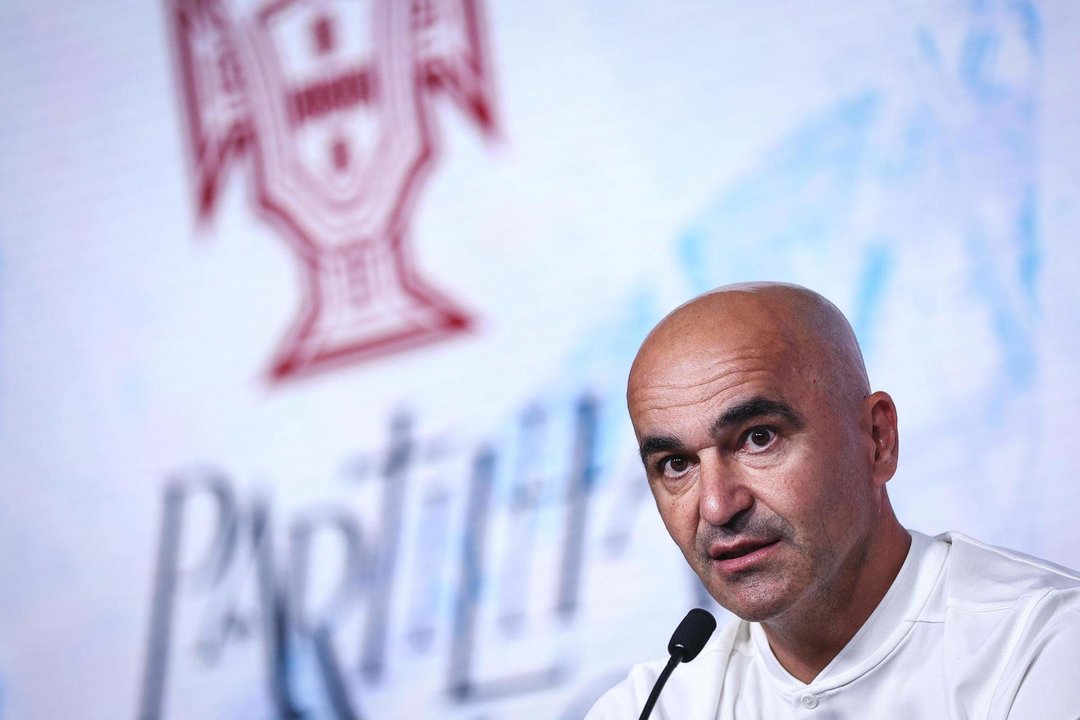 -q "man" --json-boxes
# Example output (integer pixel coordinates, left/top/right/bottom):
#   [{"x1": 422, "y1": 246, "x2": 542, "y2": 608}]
[{"x1": 587, "y1": 283, "x2": 1080, "y2": 719}]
